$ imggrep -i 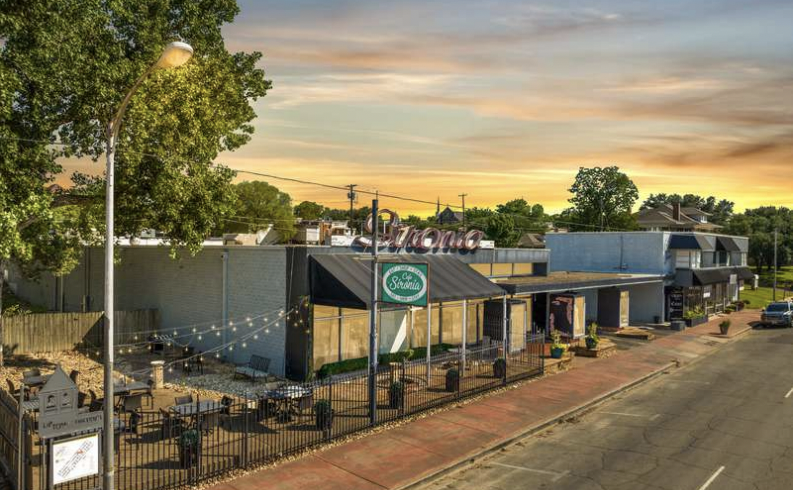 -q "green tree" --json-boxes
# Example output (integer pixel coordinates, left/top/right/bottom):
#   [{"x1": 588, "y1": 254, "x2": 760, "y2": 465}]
[
  {"x1": 294, "y1": 201, "x2": 325, "y2": 220},
  {"x1": 724, "y1": 207, "x2": 793, "y2": 272},
  {"x1": 565, "y1": 166, "x2": 639, "y2": 231},
  {"x1": 1, "y1": 1, "x2": 270, "y2": 362},
  {"x1": 223, "y1": 181, "x2": 295, "y2": 239},
  {"x1": 485, "y1": 213, "x2": 520, "y2": 247}
]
